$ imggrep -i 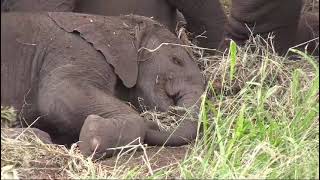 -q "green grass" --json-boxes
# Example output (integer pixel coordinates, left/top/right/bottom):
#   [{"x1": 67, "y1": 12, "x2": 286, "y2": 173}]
[
  {"x1": 1, "y1": 38, "x2": 319, "y2": 179},
  {"x1": 144, "y1": 39, "x2": 319, "y2": 179}
]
